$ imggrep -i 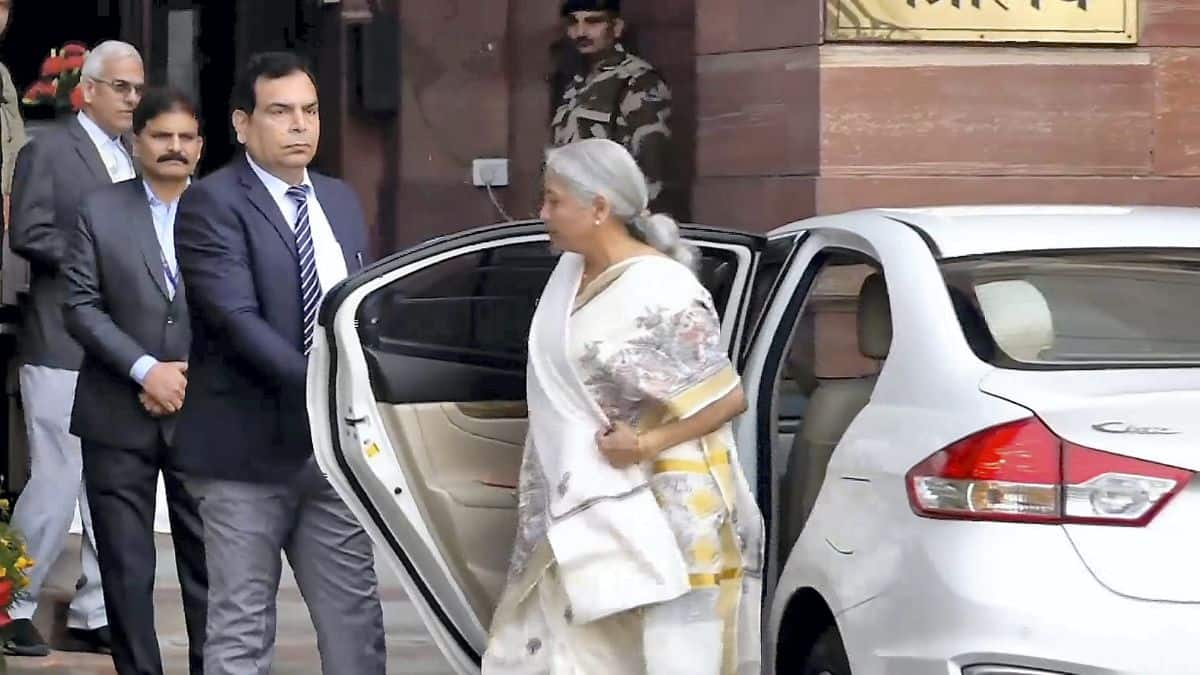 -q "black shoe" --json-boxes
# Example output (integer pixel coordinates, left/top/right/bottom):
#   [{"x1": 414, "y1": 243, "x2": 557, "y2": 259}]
[
  {"x1": 4, "y1": 619, "x2": 49, "y2": 657},
  {"x1": 59, "y1": 626, "x2": 112, "y2": 655}
]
